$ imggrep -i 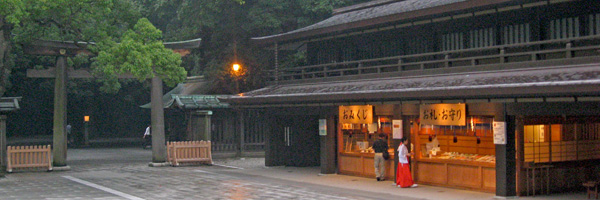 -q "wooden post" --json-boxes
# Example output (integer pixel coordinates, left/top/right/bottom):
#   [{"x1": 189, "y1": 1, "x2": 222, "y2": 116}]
[
  {"x1": 238, "y1": 110, "x2": 245, "y2": 156},
  {"x1": 52, "y1": 55, "x2": 68, "y2": 167},
  {"x1": 0, "y1": 115, "x2": 6, "y2": 172},
  {"x1": 495, "y1": 103, "x2": 517, "y2": 197},
  {"x1": 151, "y1": 76, "x2": 167, "y2": 163}
]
